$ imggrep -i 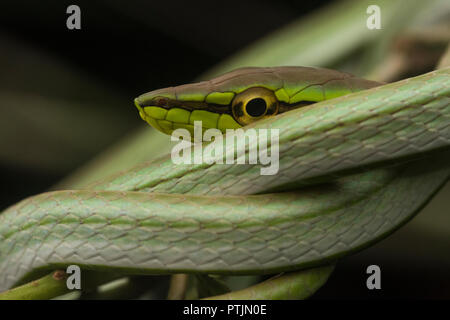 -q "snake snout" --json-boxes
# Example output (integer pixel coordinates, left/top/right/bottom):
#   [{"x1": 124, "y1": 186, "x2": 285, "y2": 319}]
[{"x1": 134, "y1": 97, "x2": 147, "y2": 121}]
